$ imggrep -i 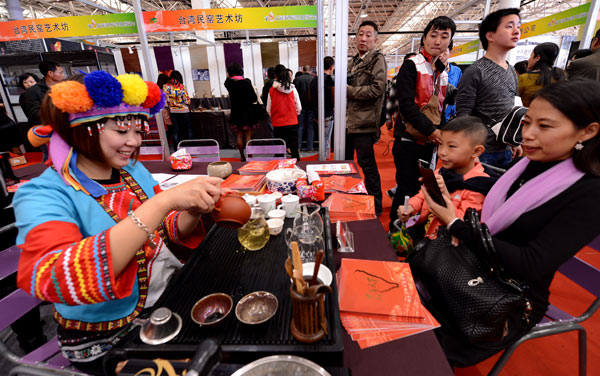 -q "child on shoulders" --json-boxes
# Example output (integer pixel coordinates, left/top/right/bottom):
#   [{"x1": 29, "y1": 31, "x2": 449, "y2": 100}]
[{"x1": 398, "y1": 116, "x2": 497, "y2": 239}]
